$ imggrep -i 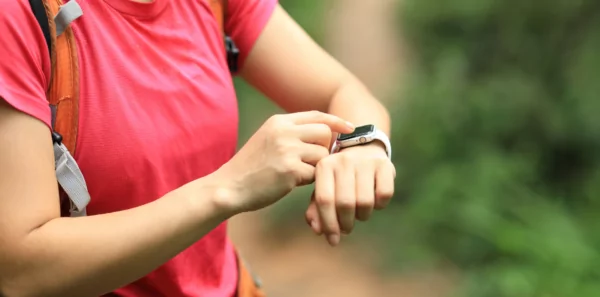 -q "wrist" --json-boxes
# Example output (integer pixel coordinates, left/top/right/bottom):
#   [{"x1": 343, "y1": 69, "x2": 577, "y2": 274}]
[
  {"x1": 177, "y1": 173, "x2": 243, "y2": 222},
  {"x1": 209, "y1": 180, "x2": 245, "y2": 218},
  {"x1": 338, "y1": 142, "x2": 389, "y2": 159},
  {"x1": 340, "y1": 140, "x2": 386, "y2": 153}
]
